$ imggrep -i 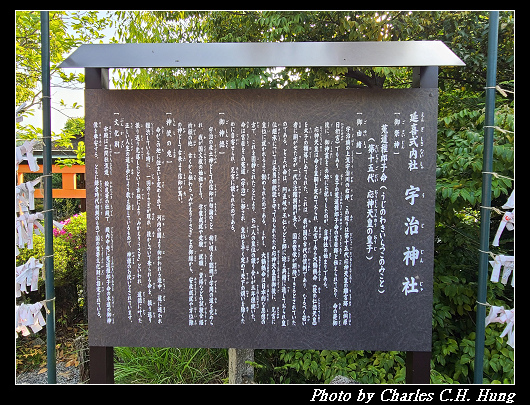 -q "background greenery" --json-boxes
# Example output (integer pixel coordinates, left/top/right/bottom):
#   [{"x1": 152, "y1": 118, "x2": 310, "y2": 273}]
[
  {"x1": 16, "y1": 213, "x2": 87, "y2": 323},
  {"x1": 16, "y1": 11, "x2": 514, "y2": 384}
]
